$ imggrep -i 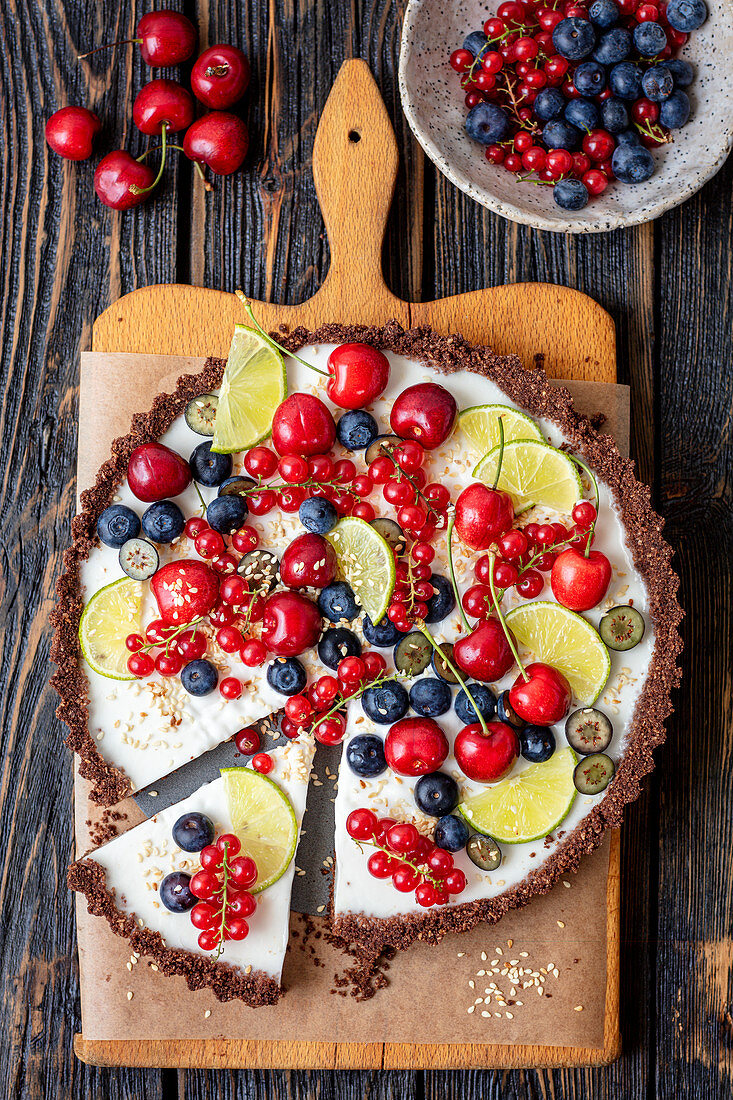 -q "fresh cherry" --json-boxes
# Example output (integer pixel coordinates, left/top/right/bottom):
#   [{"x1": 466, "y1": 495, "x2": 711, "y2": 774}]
[
  {"x1": 550, "y1": 547, "x2": 612, "y2": 611},
  {"x1": 509, "y1": 662, "x2": 571, "y2": 725},
  {"x1": 127, "y1": 442, "x2": 191, "y2": 501},
  {"x1": 454, "y1": 483, "x2": 514, "y2": 551},
  {"x1": 453, "y1": 619, "x2": 516, "y2": 682},
  {"x1": 191, "y1": 45, "x2": 251, "y2": 109},
  {"x1": 326, "y1": 343, "x2": 390, "y2": 408},
  {"x1": 271, "y1": 393, "x2": 336, "y2": 456},
  {"x1": 183, "y1": 112, "x2": 249, "y2": 175},
  {"x1": 384, "y1": 717, "x2": 449, "y2": 776},
  {"x1": 133, "y1": 79, "x2": 194, "y2": 135},
  {"x1": 260, "y1": 591, "x2": 322, "y2": 656},
  {"x1": 390, "y1": 383, "x2": 457, "y2": 450},
  {"x1": 78, "y1": 10, "x2": 197, "y2": 68},
  {"x1": 150, "y1": 560, "x2": 219, "y2": 625},
  {"x1": 279, "y1": 533, "x2": 337, "y2": 589},
  {"x1": 454, "y1": 721, "x2": 519, "y2": 783},
  {"x1": 94, "y1": 151, "x2": 156, "y2": 210},
  {"x1": 45, "y1": 107, "x2": 101, "y2": 161}
]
